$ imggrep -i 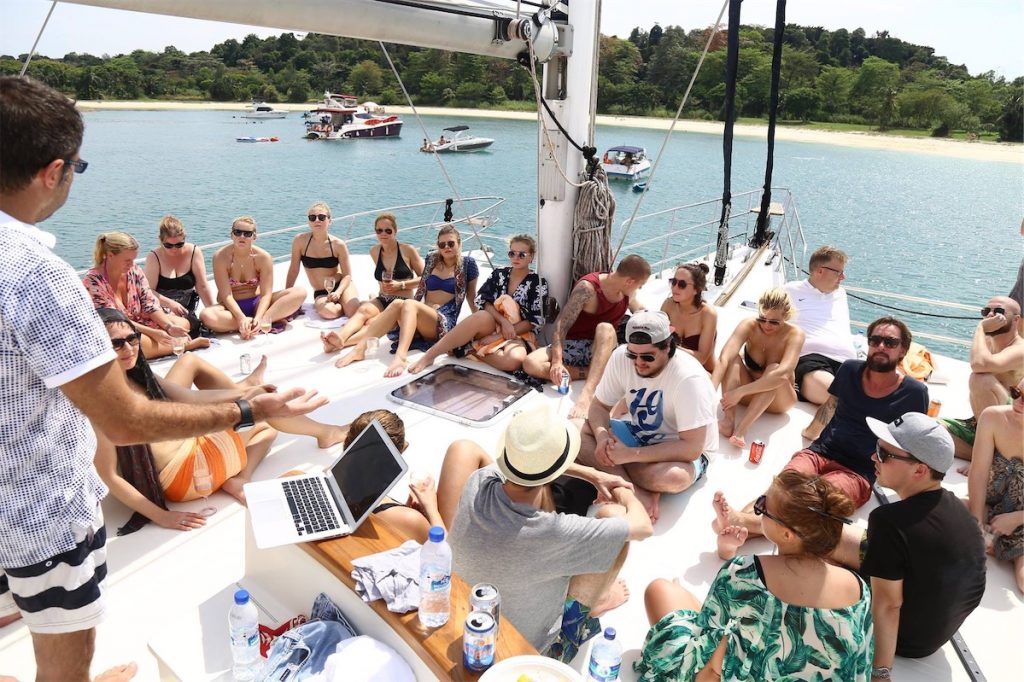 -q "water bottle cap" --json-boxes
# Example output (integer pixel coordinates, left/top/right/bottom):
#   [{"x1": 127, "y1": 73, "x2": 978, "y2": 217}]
[
  {"x1": 428, "y1": 526, "x2": 445, "y2": 543},
  {"x1": 604, "y1": 627, "x2": 616, "y2": 640},
  {"x1": 234, "y1": 589, "x2": 250, "y2": 605}
]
